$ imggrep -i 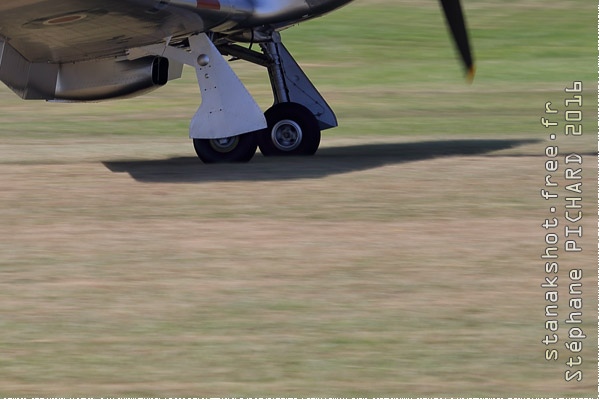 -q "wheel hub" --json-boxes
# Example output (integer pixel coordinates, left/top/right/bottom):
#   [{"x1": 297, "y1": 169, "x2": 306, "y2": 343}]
[
  {"x1": 271, "y1": 120, "x2": 303, "y2": 151},
  {"x1": 209, "y1": 136, "x2": 239, "y2": 153}
]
